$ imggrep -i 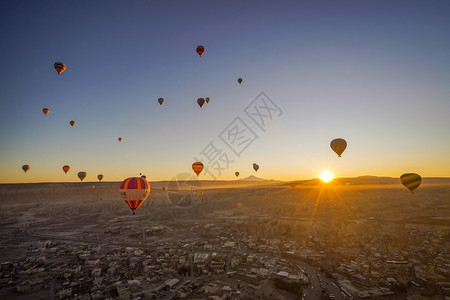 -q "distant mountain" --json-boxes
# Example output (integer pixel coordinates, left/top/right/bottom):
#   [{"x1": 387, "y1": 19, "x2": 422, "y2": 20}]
[{"x1": 239, "y1": 175, "x2": 267, "y2": 181}]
